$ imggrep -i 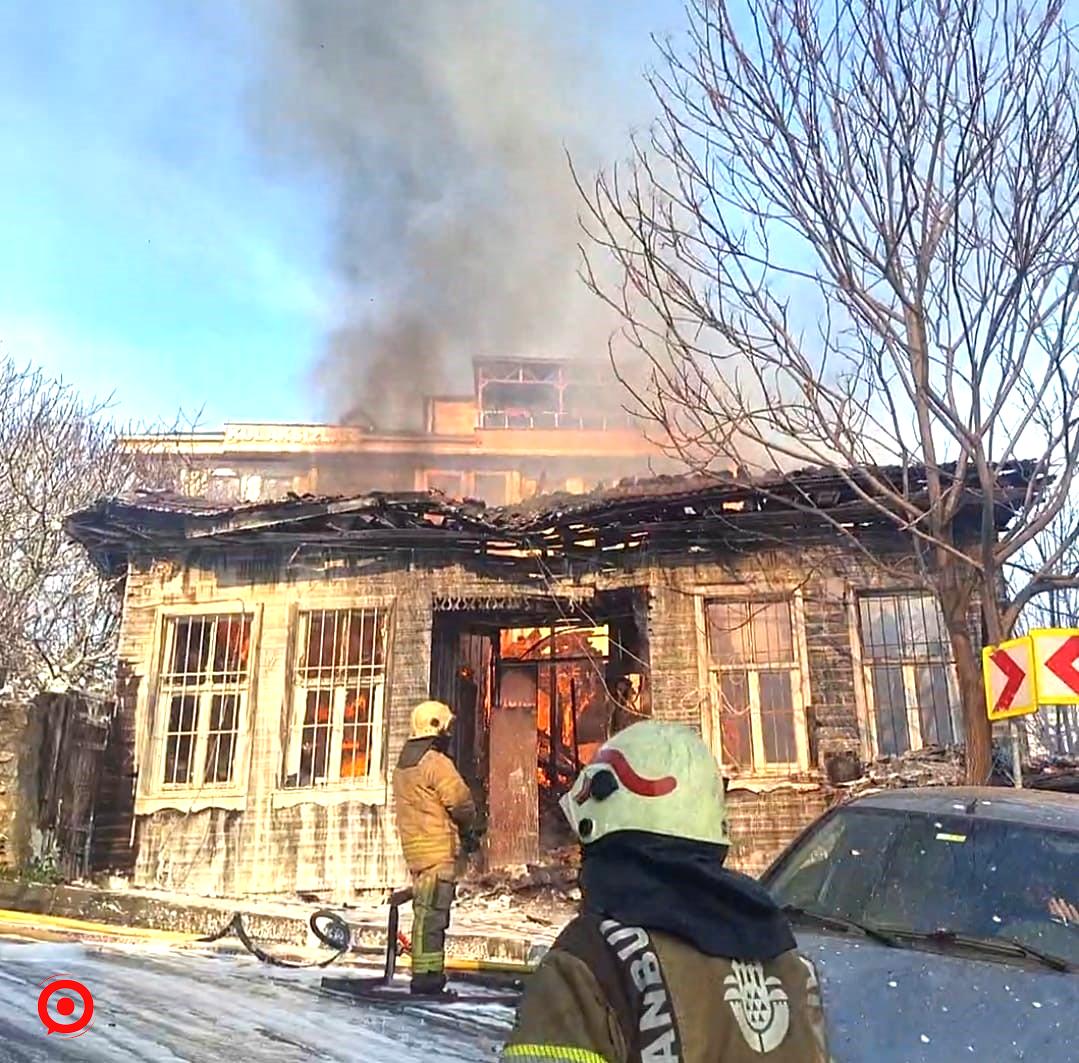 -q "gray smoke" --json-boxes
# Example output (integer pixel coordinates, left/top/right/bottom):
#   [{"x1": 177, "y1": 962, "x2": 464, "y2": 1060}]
[{"x1": 244, "y1": 0, "x2": 630, "y2": 427}]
